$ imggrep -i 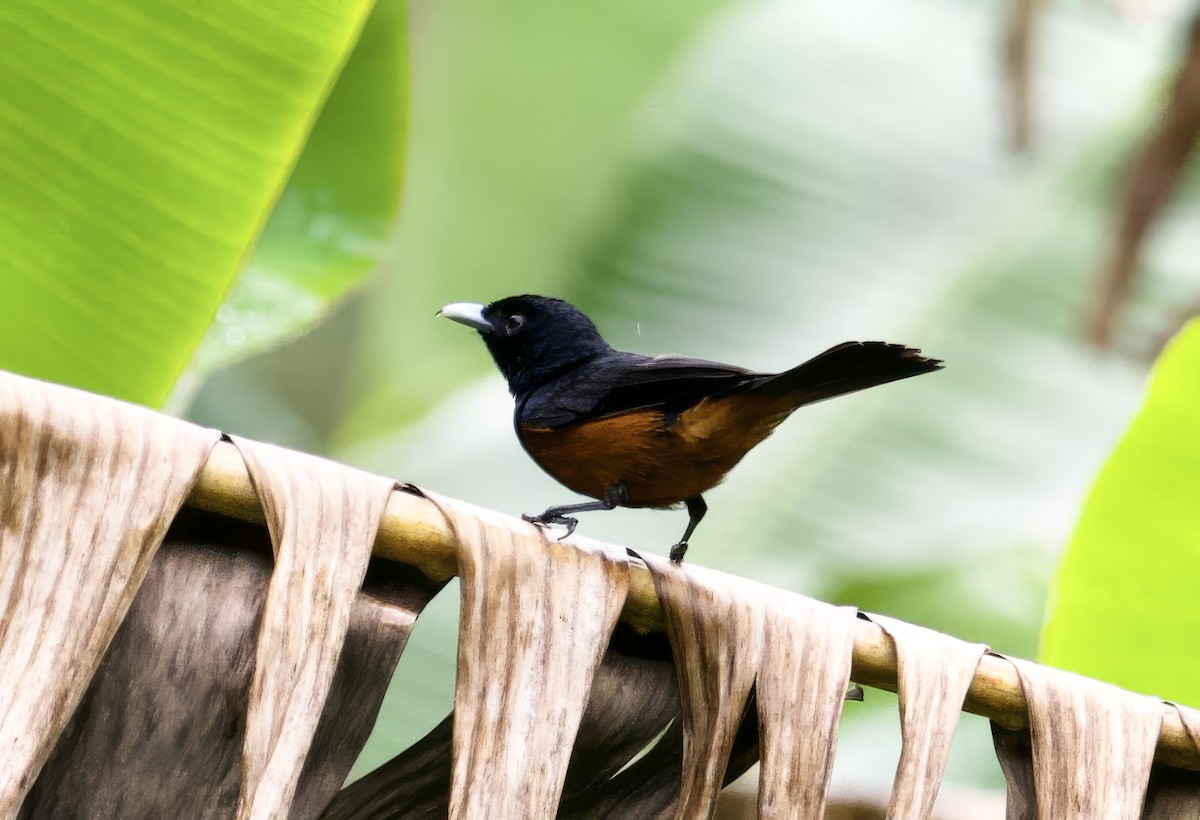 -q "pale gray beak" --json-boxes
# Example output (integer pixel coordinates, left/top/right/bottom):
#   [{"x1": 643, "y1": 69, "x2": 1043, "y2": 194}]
[{"x1": 438, "y1": 302, "x2": 492, "y2": 333}]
